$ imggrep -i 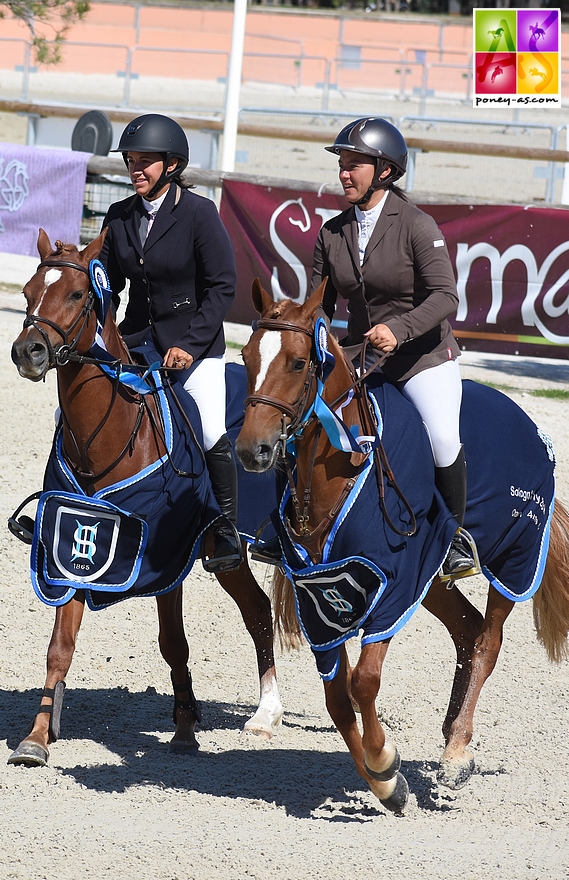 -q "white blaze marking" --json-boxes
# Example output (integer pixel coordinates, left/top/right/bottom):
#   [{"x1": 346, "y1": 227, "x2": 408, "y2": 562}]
[
  {"x1": 33, "y1": 267, "x2": 62, "y2": 314},
  {"x1": 254, "y1": 331, "x2": 282, "y2": 392}
]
